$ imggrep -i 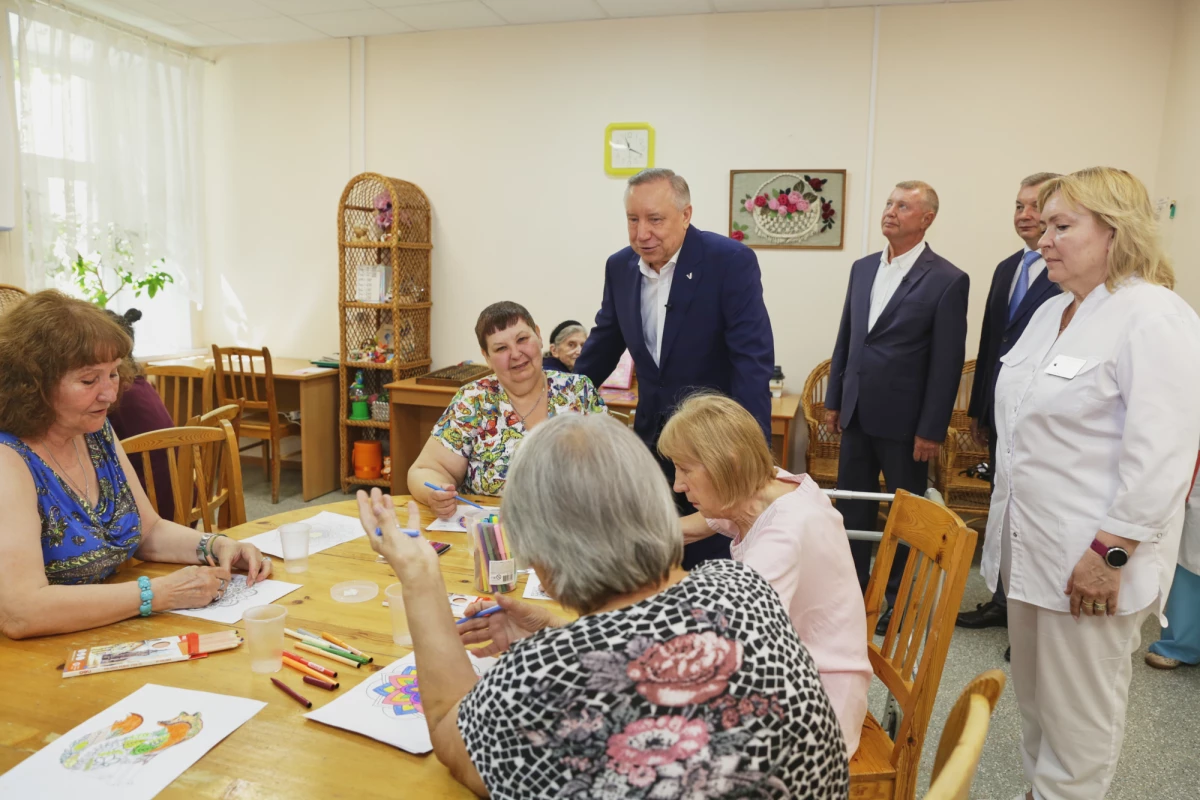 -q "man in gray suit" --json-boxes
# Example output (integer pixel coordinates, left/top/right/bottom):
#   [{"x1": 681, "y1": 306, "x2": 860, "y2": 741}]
[{"x1": 825, "y1": 181, "x2": 969, "y2": 633}]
